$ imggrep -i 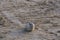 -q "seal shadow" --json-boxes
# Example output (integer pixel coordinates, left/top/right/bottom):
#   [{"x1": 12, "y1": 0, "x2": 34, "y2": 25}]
[{"x1": 8, "y1": 28, "x2": 30, "y2": 37}]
